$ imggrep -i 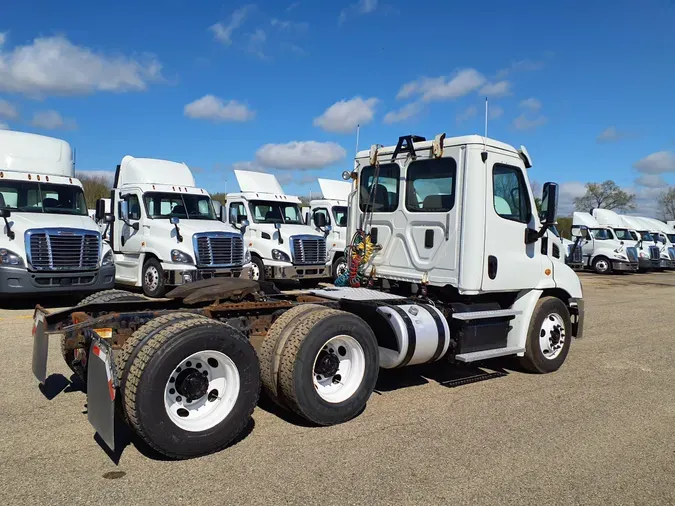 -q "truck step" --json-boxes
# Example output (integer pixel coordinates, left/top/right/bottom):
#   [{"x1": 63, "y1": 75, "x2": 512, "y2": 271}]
[
  {"x1": 452, "y1": 309, "x2": 521, "y2": 321},
  {"x1": 453, "y1": 346, "x2": 525, "y2": 363}
]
